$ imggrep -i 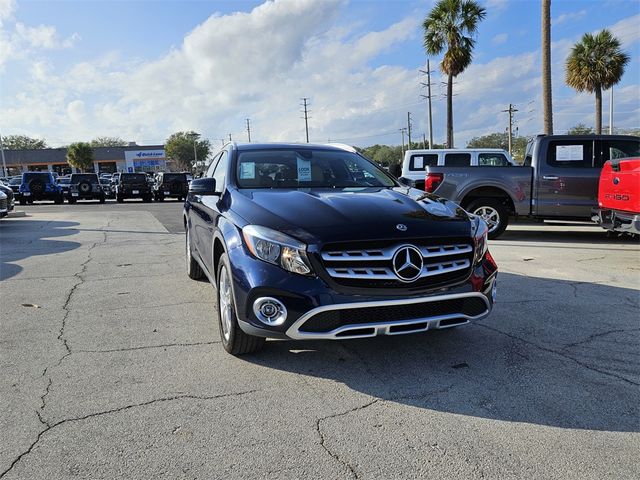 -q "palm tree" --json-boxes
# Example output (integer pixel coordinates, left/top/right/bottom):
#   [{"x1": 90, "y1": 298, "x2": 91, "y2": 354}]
[
  {"x1": 565, "y1": 29, "x2": 630, "y2": 134},
  {"x1": 423, "y1": 0, "x2": 486, "y2": 148},
  {"x1": 542, "y1": 0, "x2": 553, "y2": 134}
]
